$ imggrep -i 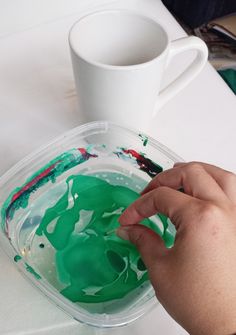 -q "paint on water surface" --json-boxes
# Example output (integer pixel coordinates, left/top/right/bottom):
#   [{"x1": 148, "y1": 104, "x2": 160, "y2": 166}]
[{"x1": 1, "y1": 145, "x2": 174, "y2": 305}]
